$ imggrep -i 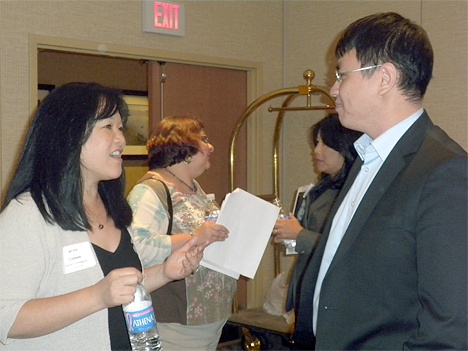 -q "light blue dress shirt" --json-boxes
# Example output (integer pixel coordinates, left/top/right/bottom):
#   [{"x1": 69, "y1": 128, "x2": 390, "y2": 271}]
[{"x1": 312, "y1": 109, "x2": 424, "y2": 334}]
